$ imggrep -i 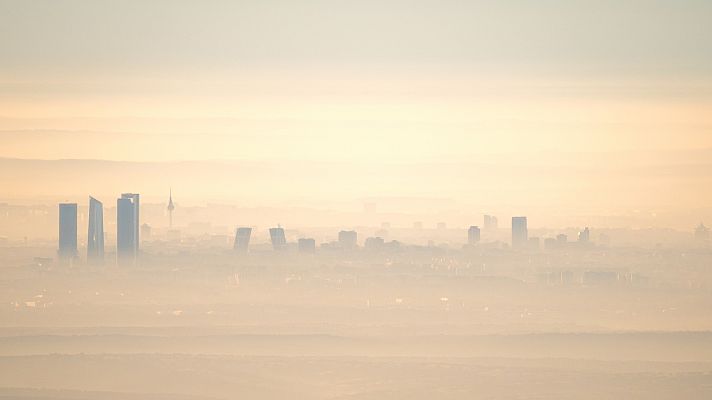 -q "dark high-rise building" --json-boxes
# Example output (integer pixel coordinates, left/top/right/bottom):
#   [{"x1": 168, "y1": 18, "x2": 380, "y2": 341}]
[
  {"x1": 58, "y1": 203, "x2": 78, "y2": 260},
  {"x1": 578, "y1": 227, "x2": 590, "y2": 243},
  {"x1": 298, "y1": 238, "x2": 316, "y2": 253},
  {"x1": 269, "y1": 227, "x2": 287, "y2": 250},
  {"x1": 484, "y1": 215, "x2": 498, "y2": 231},
  {"x1": 512, "y1": 216, "x2": 528, "y2": 249},
  {"x1": 338, "y1": 230, "x2": 358, "y2": 249},
  {"x1": 468, "y1": 225, "x2": 481, "y2": 245},
  {"x1": 117, "y1": 193, "x2": 139, "y2": 264},
  {"x1": 87, "y1": 196, "x2": 104, "y2": 264},
  {"x1": 234, "y1": 227, "x2": 252, "y2": 251}
]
